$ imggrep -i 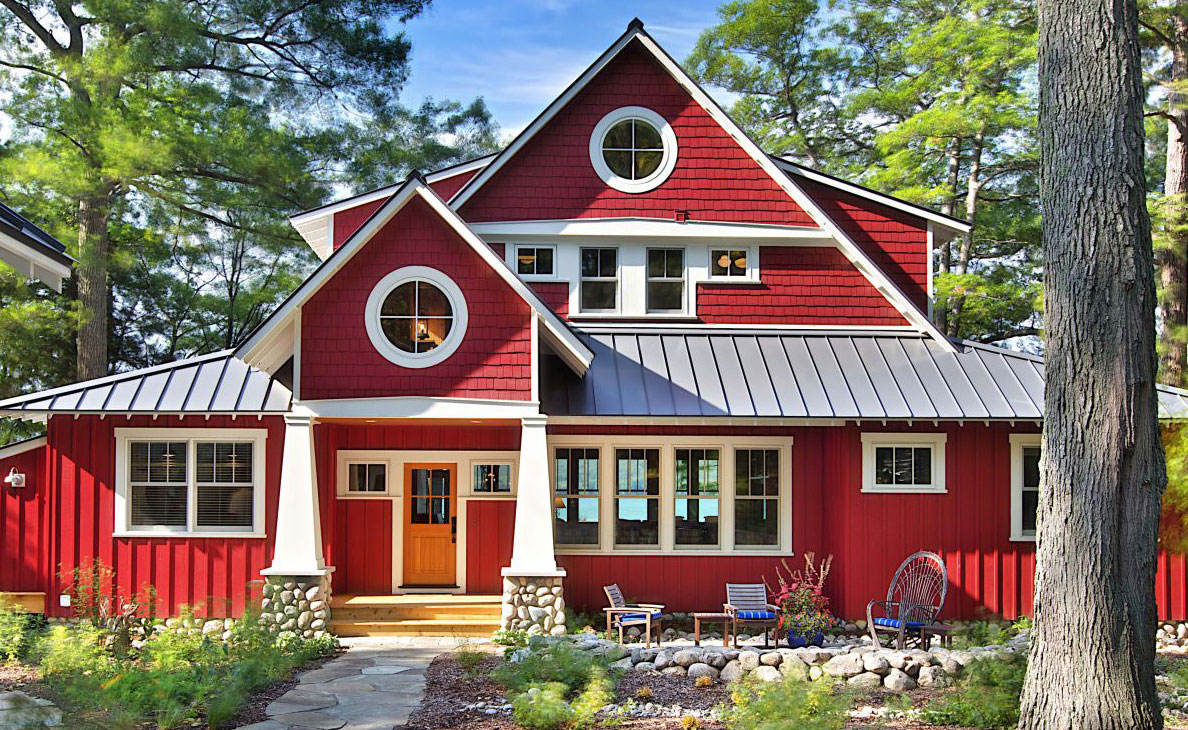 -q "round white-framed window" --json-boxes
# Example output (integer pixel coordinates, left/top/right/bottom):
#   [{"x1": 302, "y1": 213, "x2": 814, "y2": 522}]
[
  {"x1": 589, "y1": 106, "x2": 678, "y2": 194},
  {"x1": 364, "y1": 266, "x2": 469, "y2": 369}
]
